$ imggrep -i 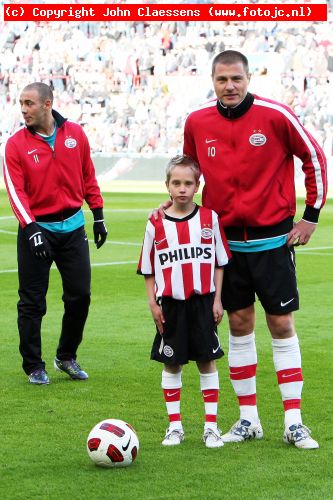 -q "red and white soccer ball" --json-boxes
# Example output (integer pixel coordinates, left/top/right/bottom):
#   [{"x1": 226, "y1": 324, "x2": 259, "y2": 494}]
[{"x1": 87, "y1": 419, "x2": 139, "y2": 468}]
